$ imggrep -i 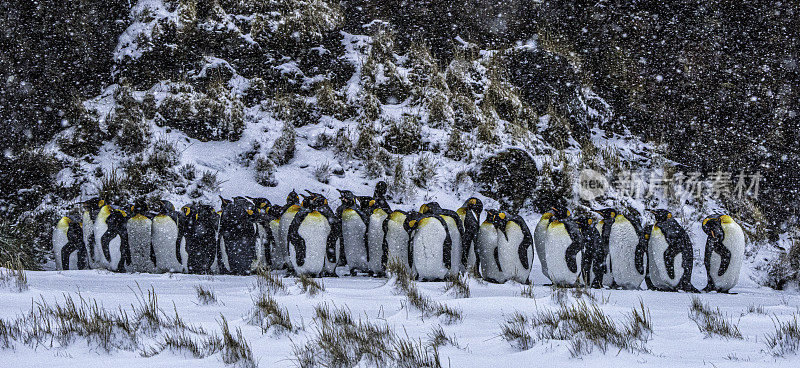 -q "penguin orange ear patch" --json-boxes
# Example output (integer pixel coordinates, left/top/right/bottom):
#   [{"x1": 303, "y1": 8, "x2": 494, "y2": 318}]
[
  {"x1": 98, "y1": 200, "x2": 105, "y2": 208},
  {"x1": 667, "y1": 213, "x2": 672, "y2": 219},
  {"x1": 469, "y1": 198, "x2": 477, "y2": 205},
  {"x1": 247, "y1": 209, "x2": 254, "y2": 215},
  {"x1": 498, "y1": 213, "x2": 506, "y2": 219},
  {"x1": 369, "y1": 200, "x2": 376, "y2": 207},
  {"x1": 588, "y1": 218, "x2": 593, "y2": 225}
]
